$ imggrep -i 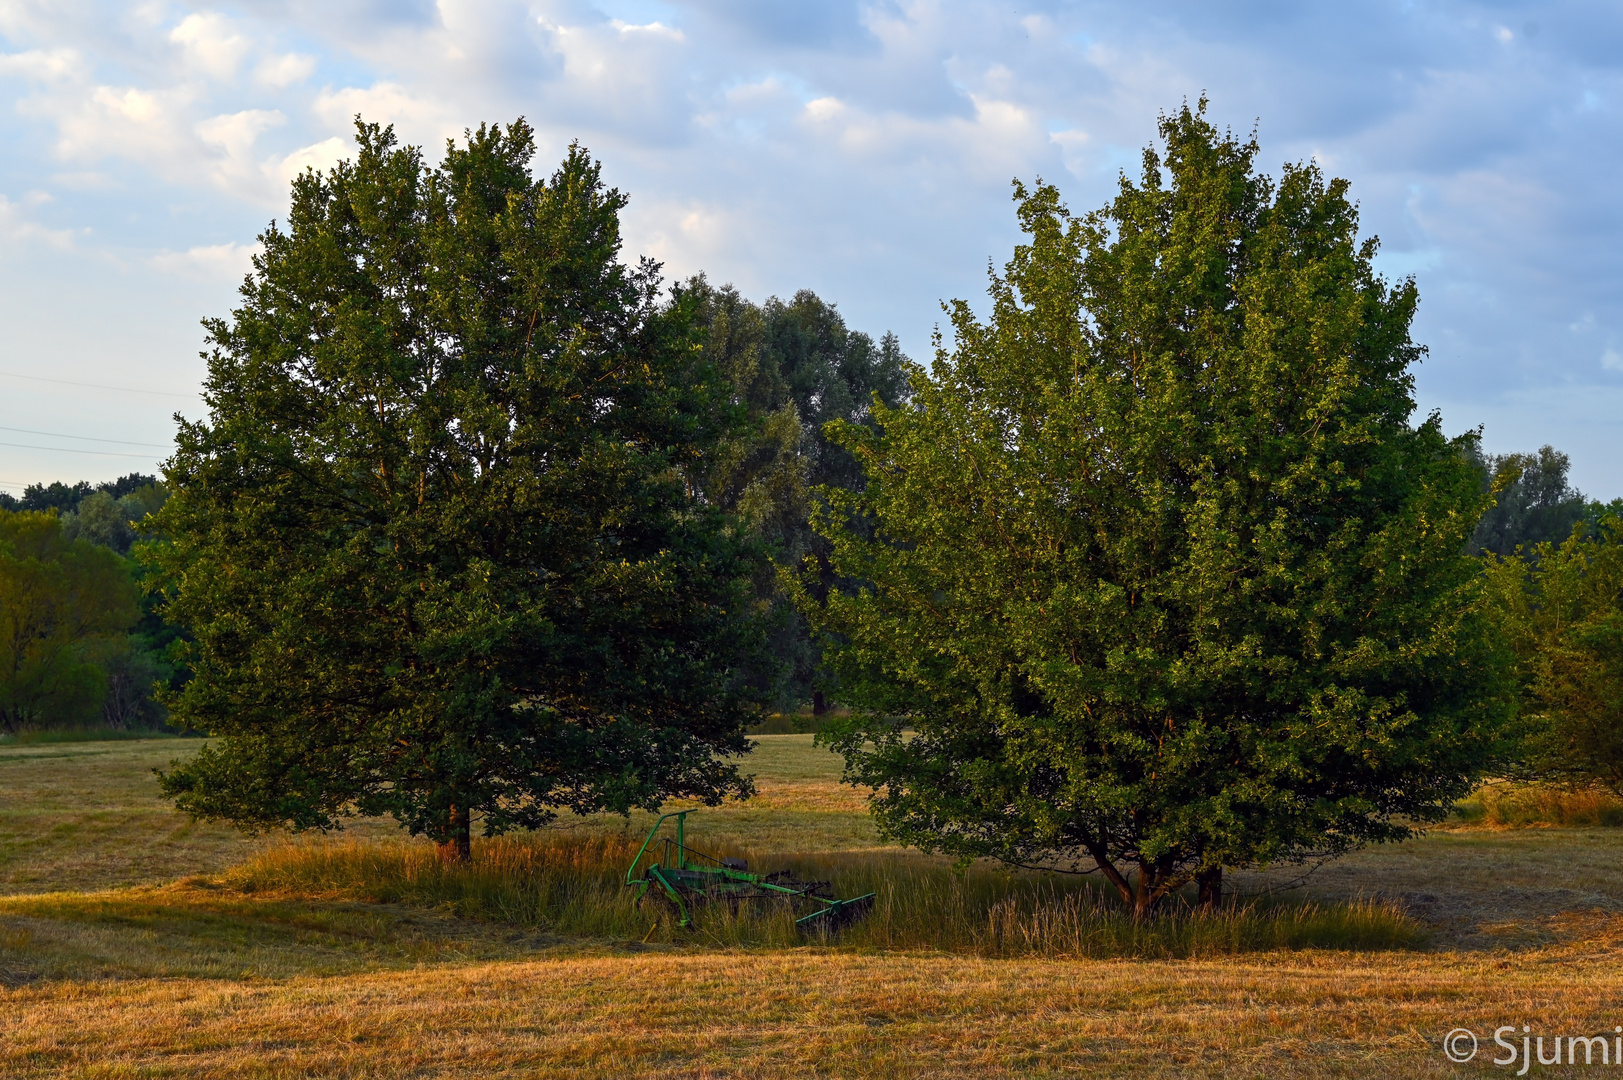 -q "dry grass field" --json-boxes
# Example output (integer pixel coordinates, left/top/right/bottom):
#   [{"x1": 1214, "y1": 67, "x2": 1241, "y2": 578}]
[{"x1": 3, "y1": 735, "x2": 1623, "y2": 1077}]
